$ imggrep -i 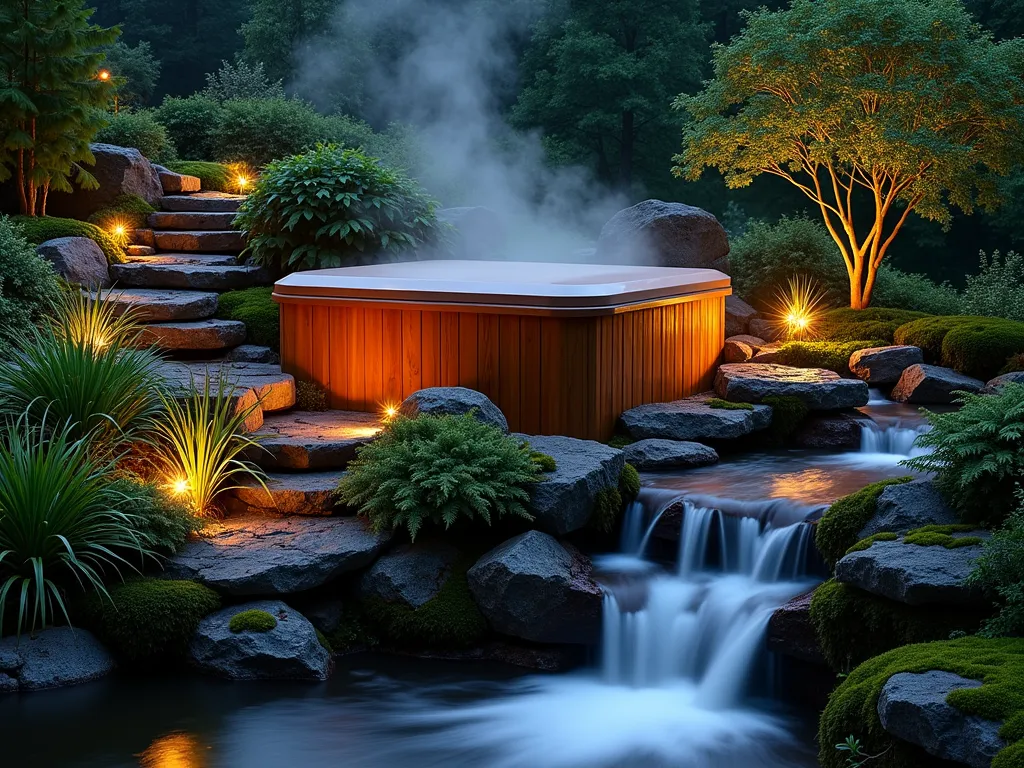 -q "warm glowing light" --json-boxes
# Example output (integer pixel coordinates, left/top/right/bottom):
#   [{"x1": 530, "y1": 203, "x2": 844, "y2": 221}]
[
  {"x1": 381, "y1": 403, "x2": 400, "y2": 423},
  {"x1": 773, "y1": 275, "x2": 826, "y2": 341},
  {"x1": 108, "y1": 218, "x2": 131, "y2": 247},
  {"x1": 237, "y1": 175, "x2": 248, "y2": 190},
  {"x1": 138, "y1": 732, "x2": 209, "y2": 768},
  {"x1": 97, "y1": 69, "x2": 111, "y2": 81},
  {"x1": 169, "y1": 477, "x2": 189, "y2": 496}
]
